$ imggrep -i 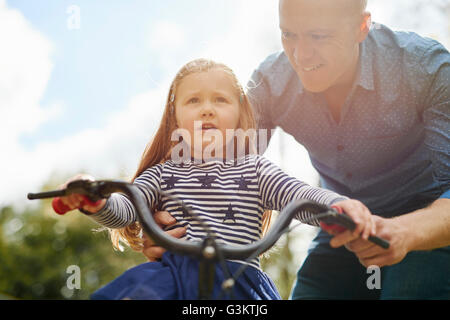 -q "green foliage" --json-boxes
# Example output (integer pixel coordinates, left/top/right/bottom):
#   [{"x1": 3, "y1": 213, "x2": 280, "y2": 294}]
[
  {"x1": 0, "y1": 201, "x2": 303, "y2": 300},
  {"x1": 0, "y1": 201, "x2": 146, "y2": 299},
  {"x1": 0, "y1": 177, "x2": 305, "y2": 300},
  {"x1": 260, "y1": 232, "x2": 297, "y2": 300}
]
